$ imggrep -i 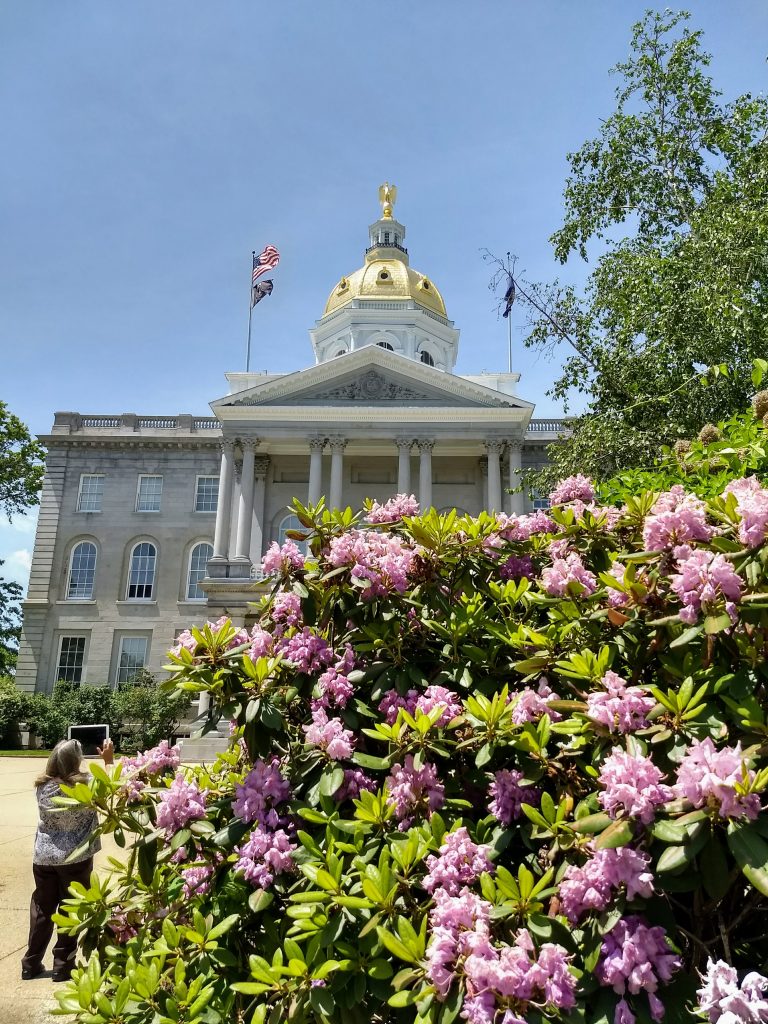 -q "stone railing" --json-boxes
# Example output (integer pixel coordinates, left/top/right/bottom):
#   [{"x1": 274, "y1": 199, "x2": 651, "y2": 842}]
[
  {"x1": 51, "y1": 412, "x2": 221, "y2": 434},
  {"x1": 527, "y1": 418, "x2": 570, "y2": 434}
]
